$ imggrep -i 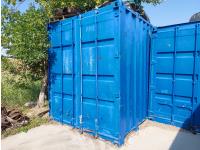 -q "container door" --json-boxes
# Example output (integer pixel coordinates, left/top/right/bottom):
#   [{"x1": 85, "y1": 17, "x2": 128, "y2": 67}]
[
  {"x1": 149, "y1": 23, "x2": 200, "y2": 131},
  {"x1": 49, "y1": 19, "x2": 76, "y2": 125},
  {"x1": 78, "y1": 7, "x2": 120, "y2": 138},
  {"x1": 61, "y1": 19, "x2": 76, "y2": 125}
]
